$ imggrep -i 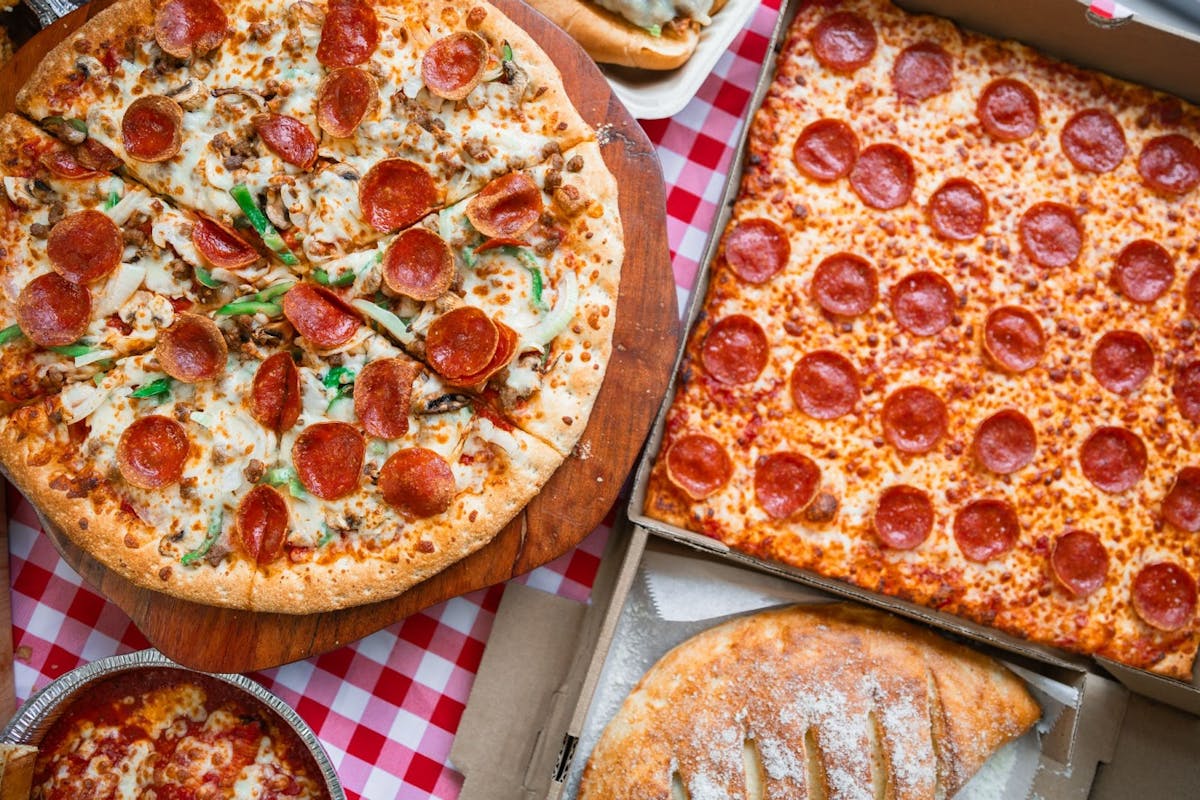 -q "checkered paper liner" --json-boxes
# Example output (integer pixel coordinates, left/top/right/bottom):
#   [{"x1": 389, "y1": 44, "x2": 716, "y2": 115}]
[{"x1": 3, "y1": 0, "x2": 782, "y2": 797}]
